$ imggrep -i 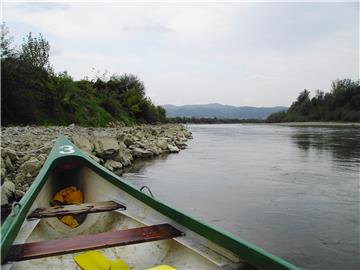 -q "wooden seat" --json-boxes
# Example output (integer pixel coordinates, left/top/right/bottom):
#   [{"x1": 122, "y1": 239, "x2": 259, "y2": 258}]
[
  {"x1": 27, "y1": 201, "x2": 126, "y2": 219},
  {"x1": 6, "y1": 223, "x2": 184, "y2": 262}
]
